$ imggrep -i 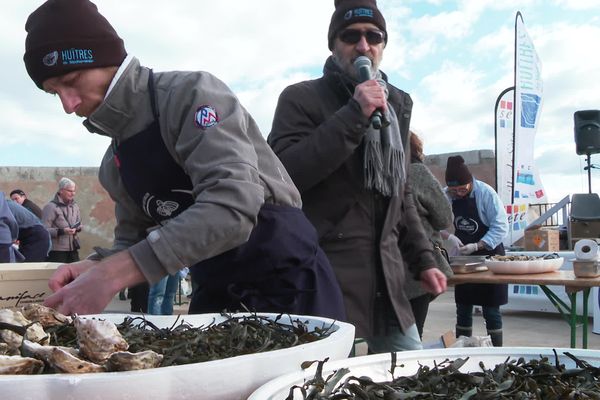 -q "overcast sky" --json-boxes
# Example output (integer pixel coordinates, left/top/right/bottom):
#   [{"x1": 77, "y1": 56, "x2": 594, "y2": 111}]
[{"x1": 2, "y1": 0, "x2": 600, "y2": 202}]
